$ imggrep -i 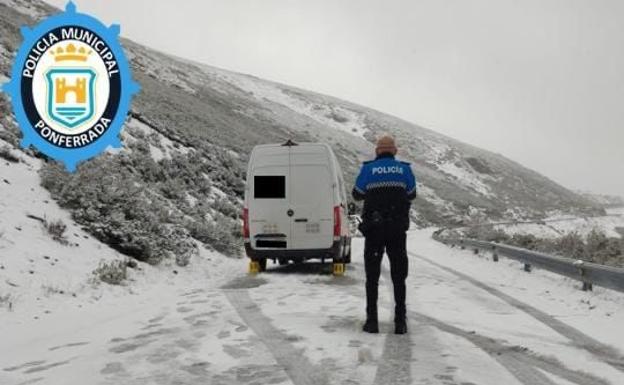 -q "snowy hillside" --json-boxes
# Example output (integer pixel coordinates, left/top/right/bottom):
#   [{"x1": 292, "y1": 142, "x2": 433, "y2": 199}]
[
  {"x1": 0, "y1": 111, "x2": 240, "y2": 304},
  {"x1": 578, "y1": 192, "x2": 624, "y2": 209},
  {"x1": 126, "y1": 41, "x2": 603, "y2": 226},
  {"x1": 490, "y1": 207, "x2": 624, "y2": 240},
  {"x1": 0, "y1": 0, "x2": 602, "y2": 237},
  {"x1": 135, "y1": 44, "x2": 608, "y2": 225}
]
